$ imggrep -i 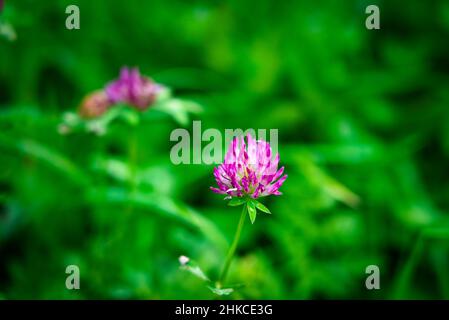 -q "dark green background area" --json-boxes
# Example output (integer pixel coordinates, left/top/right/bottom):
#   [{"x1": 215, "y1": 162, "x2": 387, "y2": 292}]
[{"x1": 1, "y1": 0, "x2": 449, "y2": 299}]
